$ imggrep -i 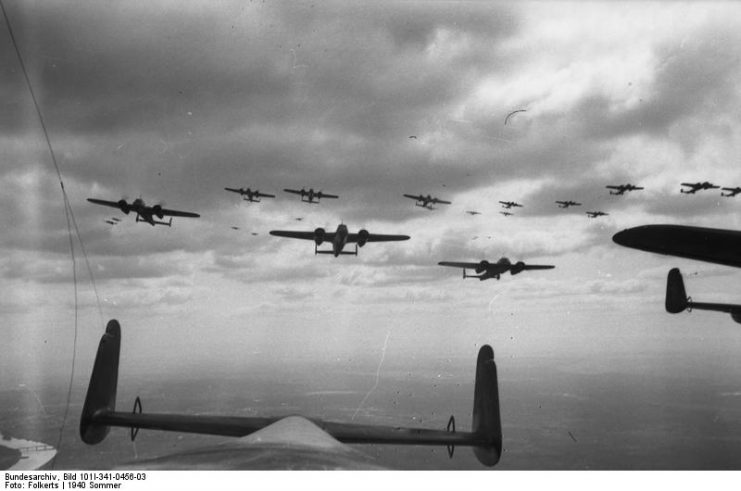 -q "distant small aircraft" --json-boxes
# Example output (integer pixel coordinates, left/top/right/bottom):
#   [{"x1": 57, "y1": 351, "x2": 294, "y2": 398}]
[
  {"x1": 606, "y1": 184, "x2": 644, "y2": 195},
  {"x1": 87, "y1": 198, "x2": 200, "y2": 227},
  {"x1": 231, "y1": 226, "x2": 240, "y2": 230},
  {"x1": 270, "y1": 224, "x2": 409, "y2": 257},
  {"x1": 499, "y1": 211, "x2": 513, "y2": 217},
  {"x1": 555, "y1": 200, "x2": 581, "y2": 208},
  {"x1": 284, "y1": 188, "x2": 339, "y2": 204},
  {"x1": 586, "y1": 211, "x2": 609, "y2": 218},
  {"x1": 295, "y1": 217, "x2": 304, "y2": 221},
  {"x1": 408, "y1": 135, "x2": 417, "y2": 139},
  {"x1": 680, "y1": 182, "x2": 719, "y2": 194},
  {"x1": 403, "y1": 194, "x2": 452, "y2": 210},
  {"x1": 499, "y1": 201, "x2": 522, "y2": 209},
  {"x1": 439, "y1": 258, "x2": 555, "y2": 281},
  {"x1": 721, "y1": 186, "x2": 741, "y2": 197},
  {"x1": 225, "y1": 187, "x2": 276, "y2": 202},
  {"x1": 104, "y1": 219, "x2": 117, "y2": 225},
  {"x1": 79, "y1": 320, "x2": 503, "y2": 469},
  {"x1": 465, "y1": 211, "x2": 482, "y2": 216}
]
